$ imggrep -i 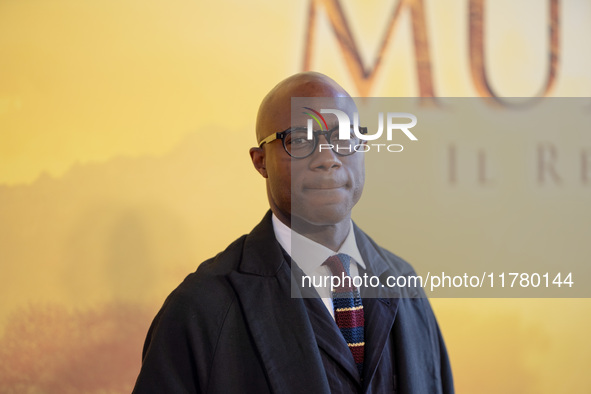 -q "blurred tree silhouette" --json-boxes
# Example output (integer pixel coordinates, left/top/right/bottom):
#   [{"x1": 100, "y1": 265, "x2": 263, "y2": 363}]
[{"x1": 0, "y1": 303, "x2": 153, "y2": 394}]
